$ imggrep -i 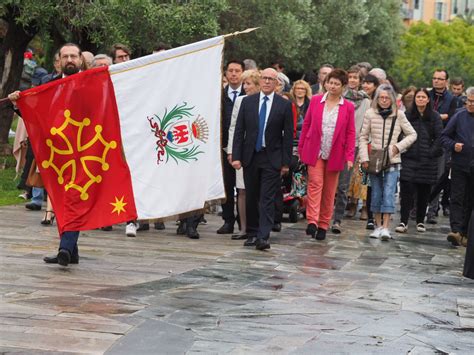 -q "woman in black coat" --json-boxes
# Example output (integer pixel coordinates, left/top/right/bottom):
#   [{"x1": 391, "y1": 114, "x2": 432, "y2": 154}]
[{"x1": 395, "y1": 88, "x2": 443, "y2": 234}]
